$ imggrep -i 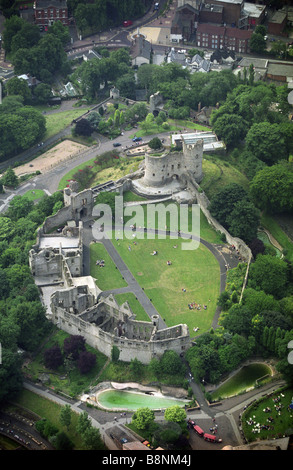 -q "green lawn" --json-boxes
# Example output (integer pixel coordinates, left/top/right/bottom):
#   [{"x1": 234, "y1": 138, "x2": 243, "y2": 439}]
[
  {"x1": 115, "y1": 292, "x2": 150, "y2": 321},
  {"x1": 44, "y1": 109, "x2": 88, "y2": 140},
  {"x1": 111, "y1": 235, "x2": 220, "y2": 334},
  {"x1": 90, "y1": 241, "x2": 127, "y2": 290},
  {"x1": 23, "y1": 189, "x2": 45, "y2": 201},
  {"x1": 241, "y1": 387, "x2": 293, "y2": 442},
  {"x1": 200, "y1": 156, "x2": 249, "y2": 200},
  {"x1": 10, "y1": 389, "x2": 85, "y2": 449},
  {"x1": 261, "y1": 212, "x2": 293, "y2": 262}
]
